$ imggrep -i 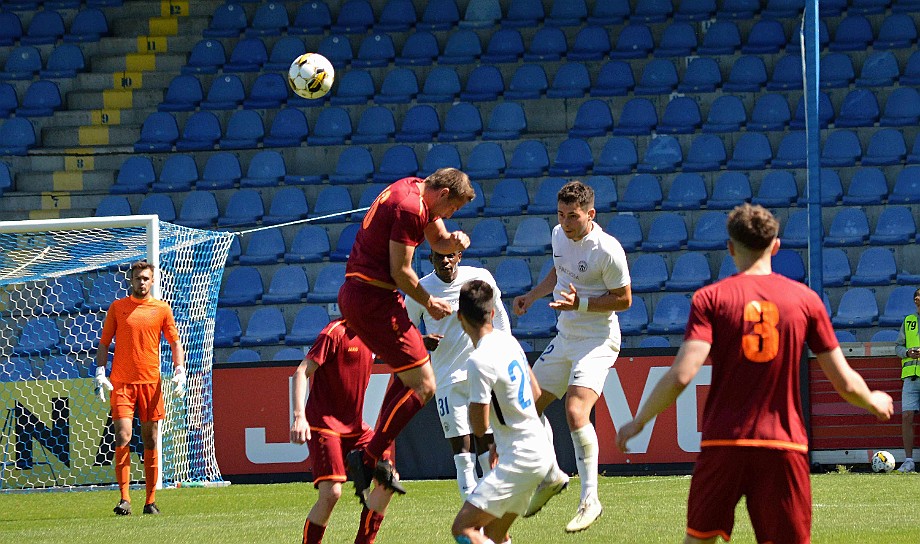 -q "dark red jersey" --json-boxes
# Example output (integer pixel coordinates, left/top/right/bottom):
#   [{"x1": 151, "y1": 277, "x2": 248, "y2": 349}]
[
  {"x1": 304, "y1": 319, "x2": 374, "y2": 436},
  {"x1": 345, "y1": 177, "x2": 432, "y2": 289},
  {"x1": 684, "y1": 273, "x2": 838, "y2": 452}
]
